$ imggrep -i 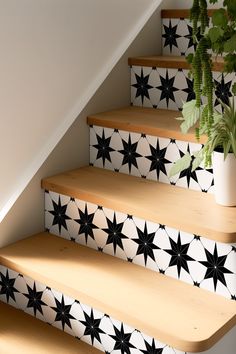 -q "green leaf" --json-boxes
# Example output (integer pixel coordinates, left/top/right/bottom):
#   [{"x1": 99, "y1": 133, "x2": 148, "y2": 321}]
[
  {"x1": 212, "y1": 9, "x2": 228, "y2": 28},
  {"x1": 180, "y1": 100, "x2": 201, "y2": 134},
  {"x1": 186, "y1": 53, "x2": 194, "y2": 64},
  {"x1": 232, "y1": 83, "x2": 236, "y2": 95},
  {"x1": 169, "y1": 153, "x2": 192, "y2": 178},
  {"x1": 224, "y1": 34, "x2": 236, "y2": 53},
  {"x1": 192, "y1": 149, "x2": 204, "y2": 171},
  {"x1": 208, "y1": 27, "x2": 223, "y2": 43}
]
